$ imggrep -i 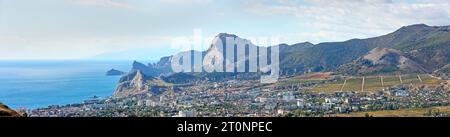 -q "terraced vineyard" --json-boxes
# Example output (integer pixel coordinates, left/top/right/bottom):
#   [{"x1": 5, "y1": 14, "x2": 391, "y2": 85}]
[
  {"x1": 364, "y1": 77, "x2": 384, "y2": 91},
  {"x1": 336, "y1": 106, "x2": 450, "y2": 117},
  {"x1": 311, "y1": 74, "x2": 442, "y2": 93},
  {"x1": 342, "y1": 78, "x2": 363, "y2": 92}
]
